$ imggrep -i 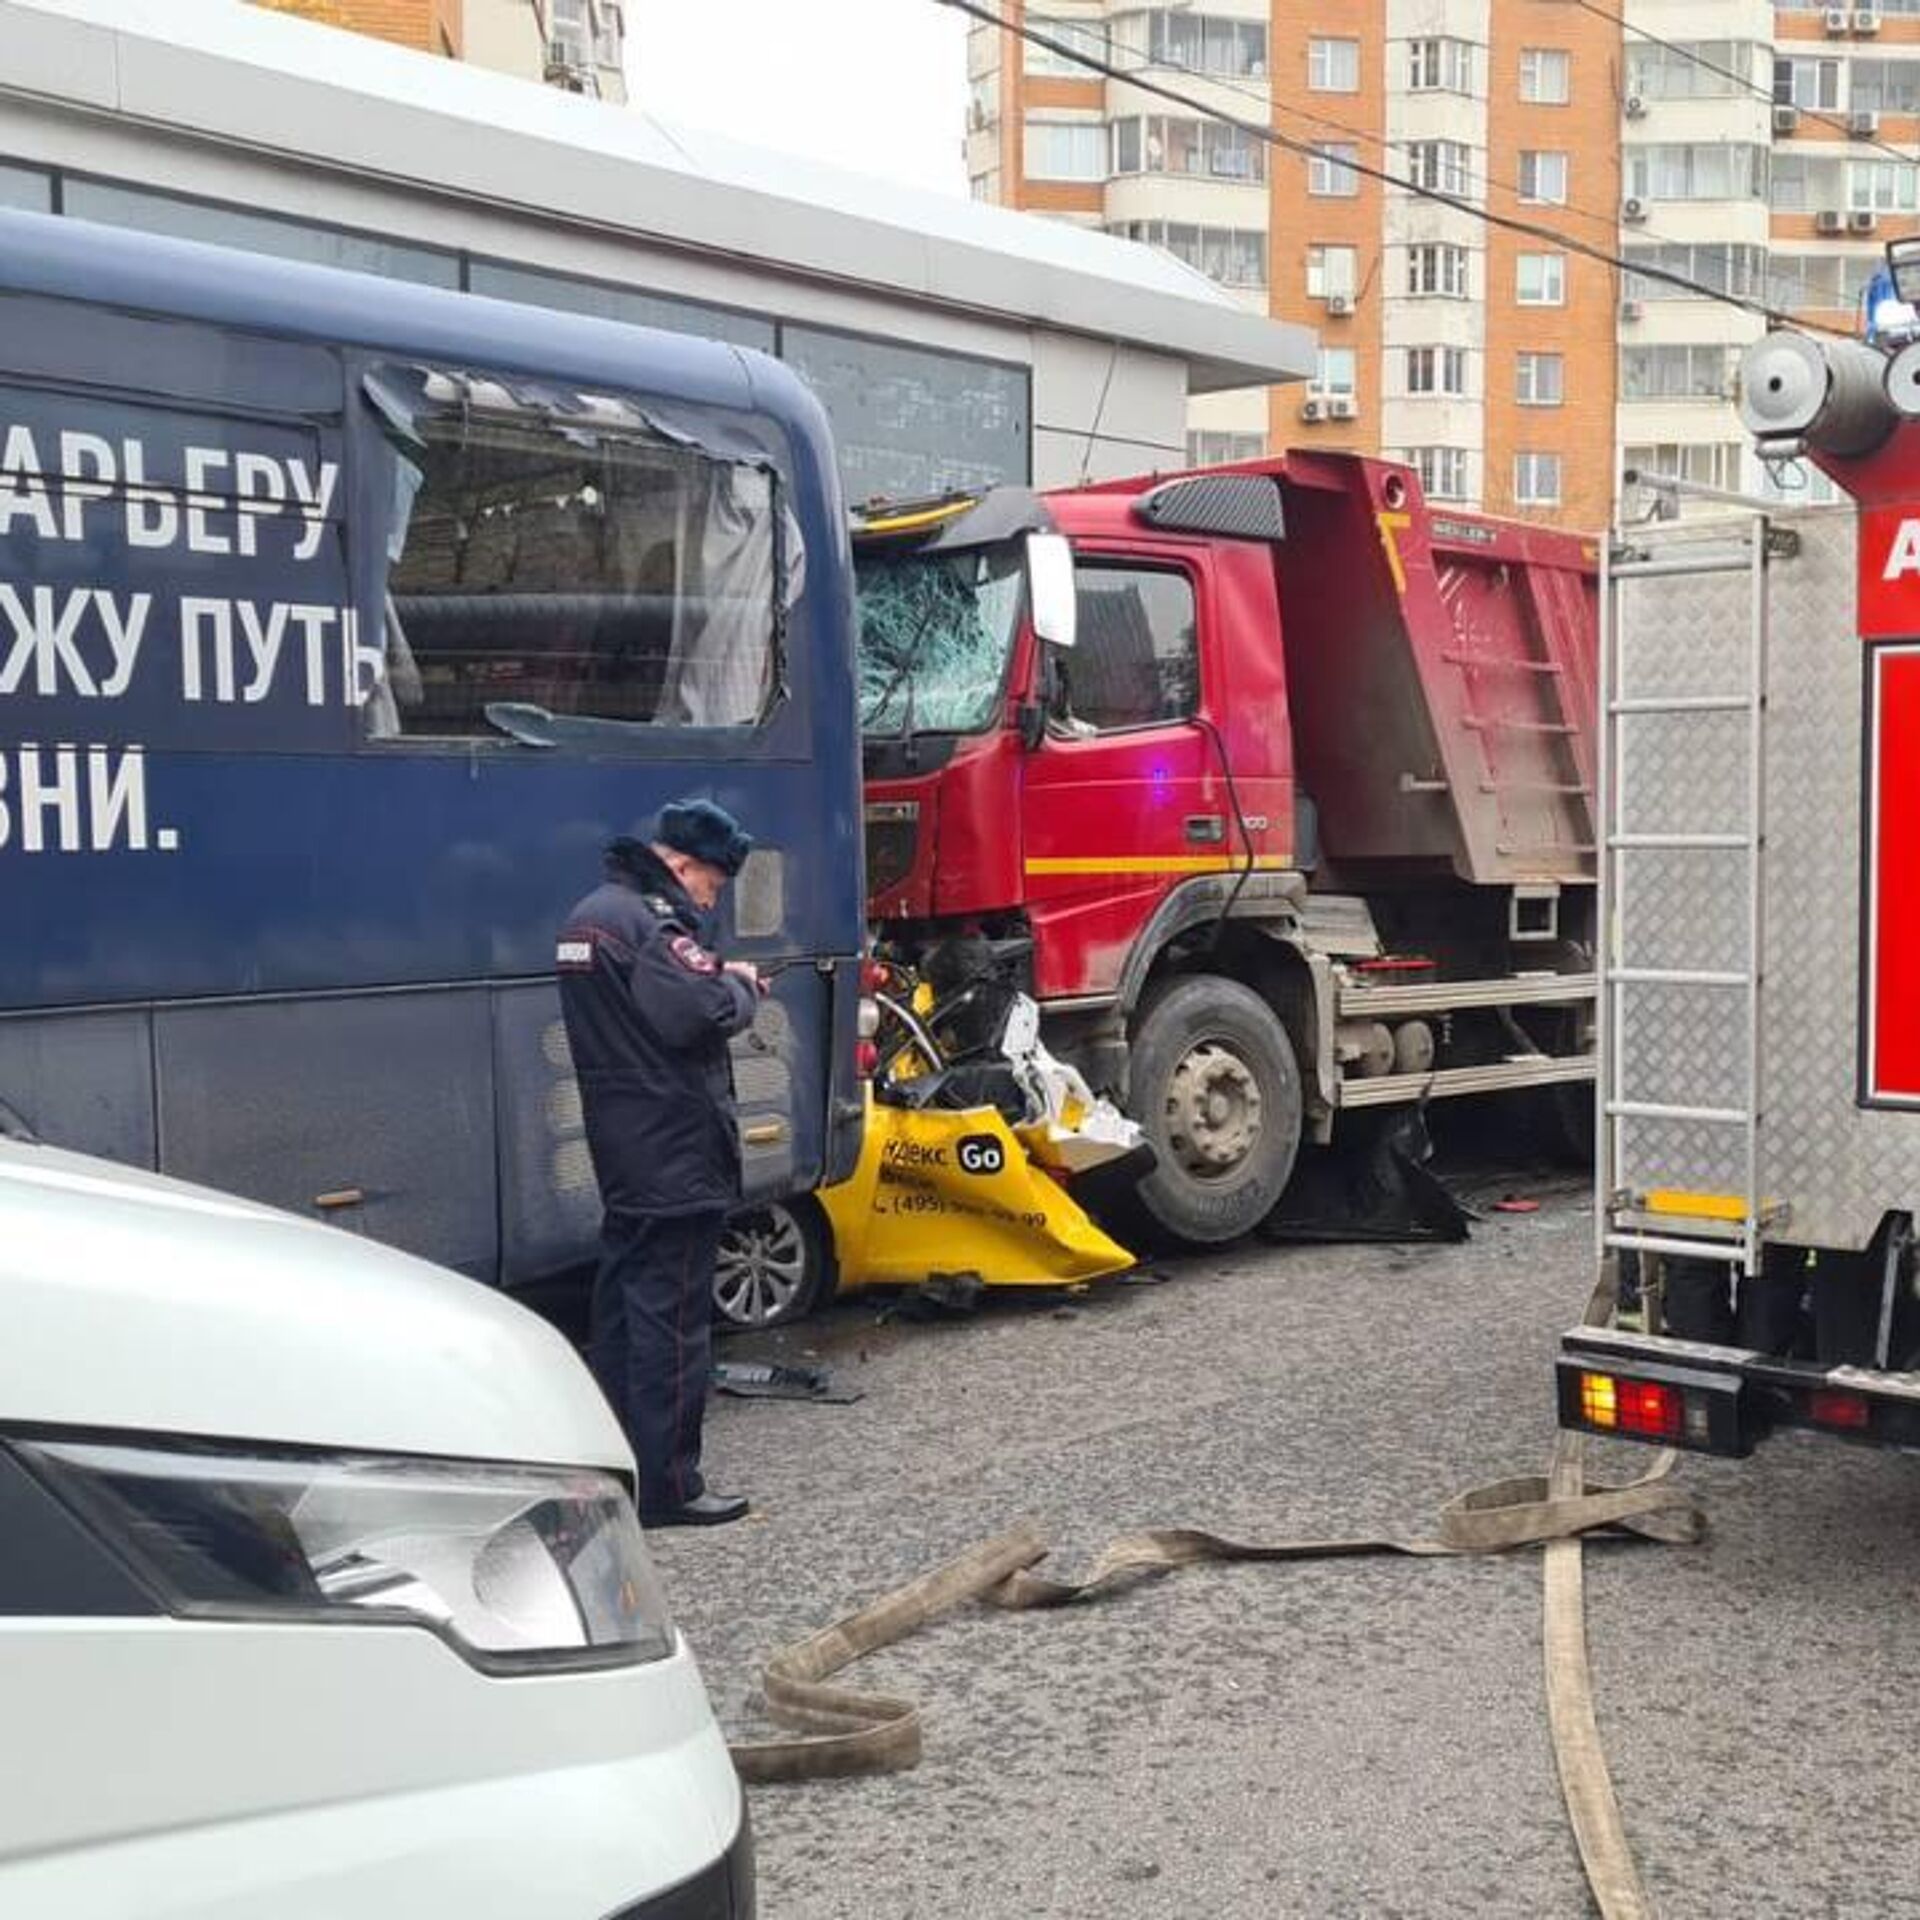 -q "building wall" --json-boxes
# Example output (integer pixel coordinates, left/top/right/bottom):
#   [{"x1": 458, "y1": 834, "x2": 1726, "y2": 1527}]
[
  {"x1": 462, "y1": 0, "x2": 544, "y2": 82},
  {"x1": 248, "y1": 0, "x2": 461, "y2": 58}
]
